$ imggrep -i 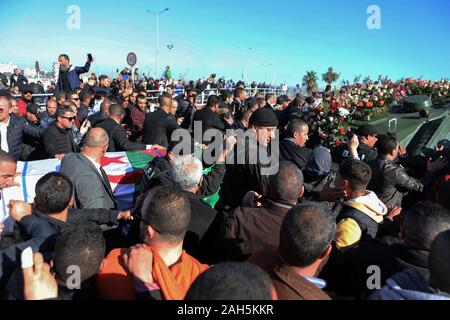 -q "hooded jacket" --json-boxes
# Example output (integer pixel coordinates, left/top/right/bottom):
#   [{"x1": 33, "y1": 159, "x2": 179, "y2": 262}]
[
  {"x1": 368, "y1": 268, "x2": 450, "y2": 300},
  {"x1": 335, "y1": 191, "x2": 387, "y2": 250}
]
